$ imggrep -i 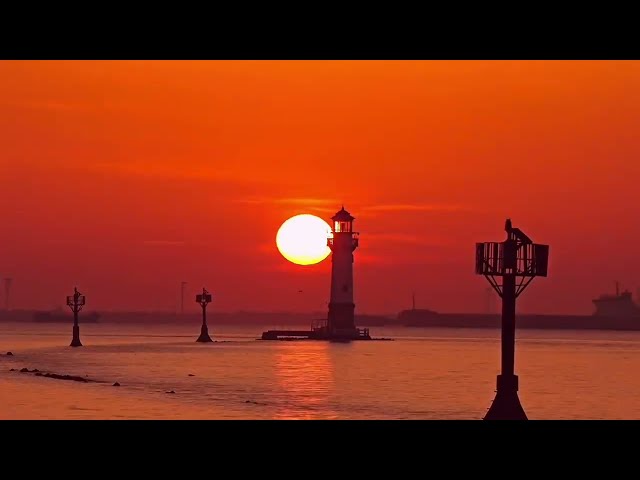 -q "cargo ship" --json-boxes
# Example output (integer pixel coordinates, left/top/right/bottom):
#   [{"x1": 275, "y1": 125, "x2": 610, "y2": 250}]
[
  {"x1": 32, "y1": 309, "x2": 100, "y2": 323},
  {"x1": 399, "y1": 284, "x2": 640, "y2": 331}
]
